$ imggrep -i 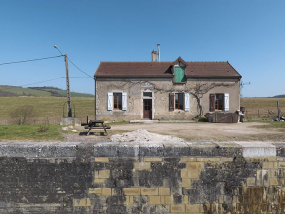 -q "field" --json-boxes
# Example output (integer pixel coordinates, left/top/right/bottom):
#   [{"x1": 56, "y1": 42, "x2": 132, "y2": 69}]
[
  {"x1": 241, "y1": 98, "x2": 285, "y2": 120},
  {"x1": 0, "y1": 97, "x2": 284, "y2": 125},
  {"x1": 0, "y1": 97, "x2": 95, "y2": 124}
]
